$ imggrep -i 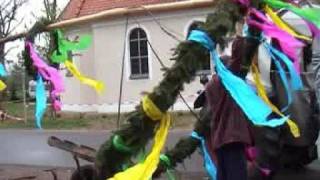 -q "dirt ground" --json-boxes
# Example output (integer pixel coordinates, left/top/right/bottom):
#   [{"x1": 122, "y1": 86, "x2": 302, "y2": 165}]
[
  {"x1": 0, "y1": 165, "x2": 206, "y2": 180},
  {"x1": 0, "y1": 112, "x2": 201, "y2": 180},
  {"x1": 0, "y1": 165, "x2": 73, "y2": 180}
]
